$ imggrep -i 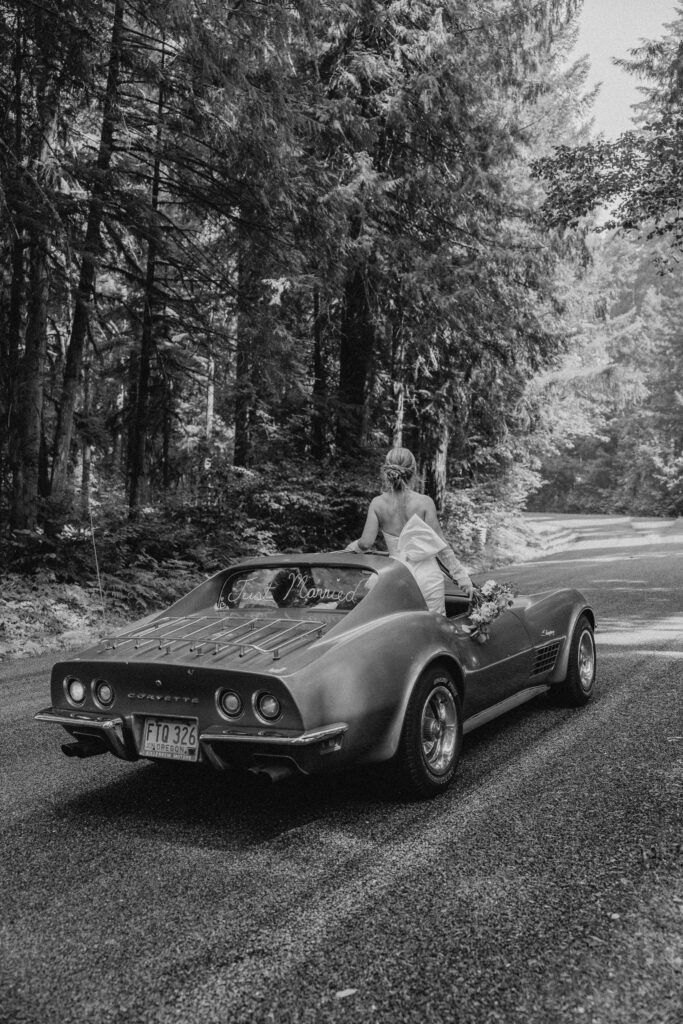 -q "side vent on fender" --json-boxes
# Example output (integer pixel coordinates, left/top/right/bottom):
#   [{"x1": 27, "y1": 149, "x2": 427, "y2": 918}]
[{"x1": 532, "y1": 639, "x2": 562, "y2": 676}]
